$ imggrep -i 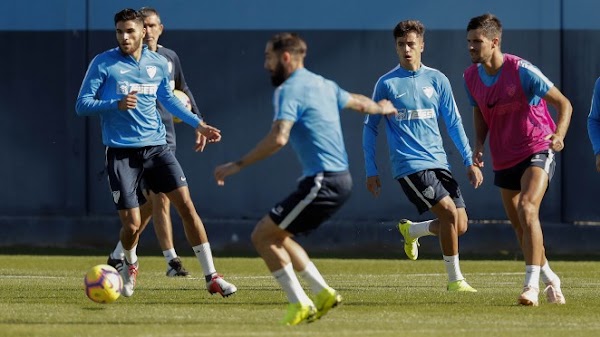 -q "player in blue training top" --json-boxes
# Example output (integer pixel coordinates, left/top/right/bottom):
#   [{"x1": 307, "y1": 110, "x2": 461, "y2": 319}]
[
  {"x1": 214, "y1": 33, "x2": 397, "y2": 325},
  {"x1": 76, "y1": 8, "x2": 236, "y2": 298},
  {"x1": 362, "y1": 20, "x2": 482, "y2": 292},
  {"x1": 106, "y1": 7, "x2": 203, "y2": 278},
  {"x1": 589, "y1": 78, "x2": 600, "y2": 172}
]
